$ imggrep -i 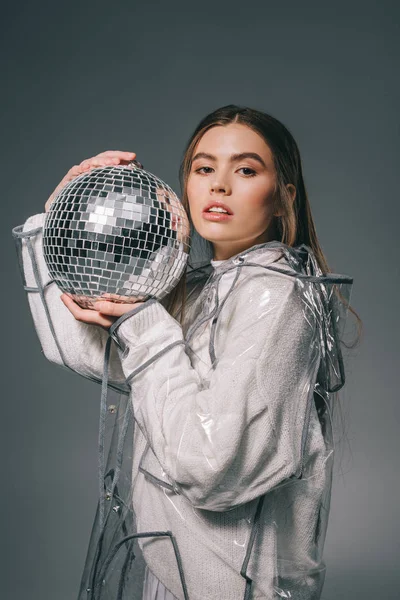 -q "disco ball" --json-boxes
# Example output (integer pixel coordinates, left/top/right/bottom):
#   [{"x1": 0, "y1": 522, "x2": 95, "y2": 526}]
[{"x1": 43, "y1": 160, "x2": 190, "y2": 308}]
